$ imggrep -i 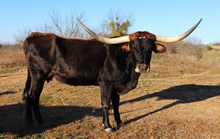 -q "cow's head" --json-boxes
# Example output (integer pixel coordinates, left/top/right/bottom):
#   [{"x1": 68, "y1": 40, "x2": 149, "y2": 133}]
[
  {"x1": 126, "y1": 31, "x2": 166, "y2": 73},
  {"x1": 77, "y1": 19, "x2": 202, "y2": 73}
]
